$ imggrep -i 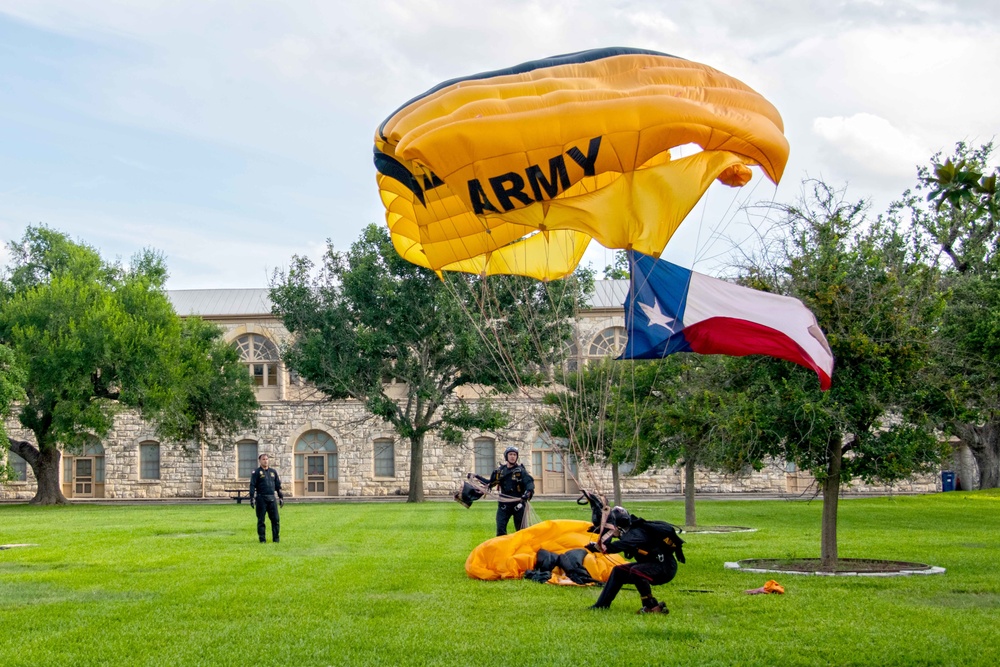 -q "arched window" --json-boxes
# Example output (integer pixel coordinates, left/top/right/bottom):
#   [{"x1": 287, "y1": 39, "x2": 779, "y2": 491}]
[
  {"x1": 234, "y1": 334, "x2": 280, "y2": 387},
  {"x1": 588, "y1": 327, "x2": 627, "y2": 358},
  {"x1": 560, "y1": 339, "x2": 581, "y2": 374},
  {"x1": 294, "y1": 430, "x2": 338, "y2": 496}
]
